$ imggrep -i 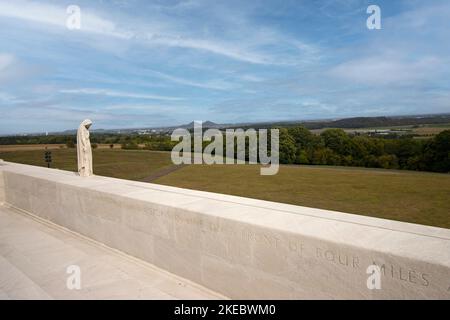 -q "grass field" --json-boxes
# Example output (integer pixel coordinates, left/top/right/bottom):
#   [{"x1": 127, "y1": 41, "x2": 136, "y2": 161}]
[
  {"x1": 0, "y1": 144, "x2": 122, "y2": 152},
  {"x1": 1, "y1": 148, "x2": 449, "y2": 228},
  {"x1": 155, "y1": 164, "x2": 450, "y2": 228},
  {"x1": 0, "y1": 148, "x2": 173, "y2": 181}
]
